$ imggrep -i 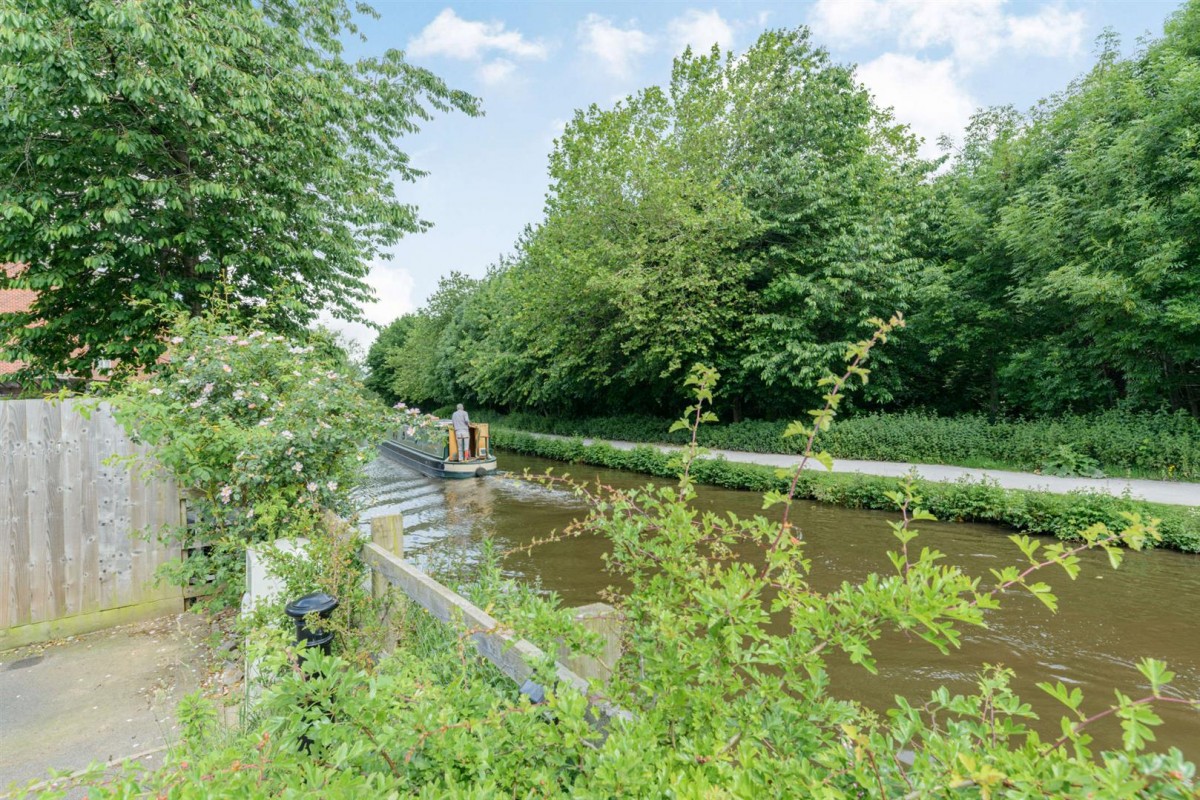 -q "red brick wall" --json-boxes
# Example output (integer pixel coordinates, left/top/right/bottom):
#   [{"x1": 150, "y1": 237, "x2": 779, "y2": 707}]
[{"x1": 1, "y1": 263, "x2": 35, "y2": 376}]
